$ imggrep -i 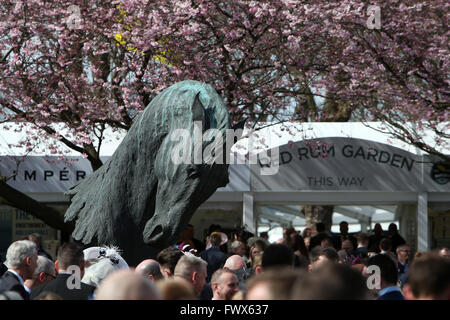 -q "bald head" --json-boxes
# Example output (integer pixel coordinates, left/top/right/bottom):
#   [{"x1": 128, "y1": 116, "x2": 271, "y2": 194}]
[
  {"x1": 224, "y1": 255, "x2": 245, "y2": 270},
  {"x1": 95, "y1": 270, "x2": 161, "y2": 300},
  {"x1": 136, "y1": 259, "x2": 163, "y2": 281}
]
